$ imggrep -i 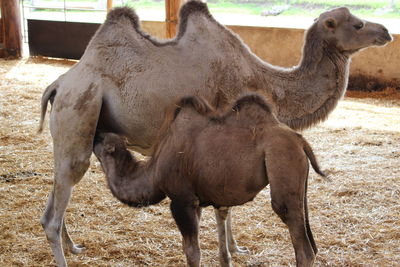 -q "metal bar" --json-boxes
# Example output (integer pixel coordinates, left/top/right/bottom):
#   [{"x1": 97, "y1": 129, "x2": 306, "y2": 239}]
[
  {"x1": 22, "y1": 5, "x2": 107, "y2": 12},
  {"x1": 21, "y1": 0, "x2": 28, "y2": 43}
]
